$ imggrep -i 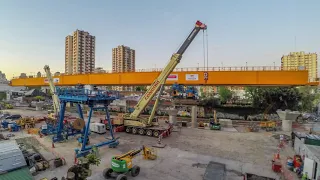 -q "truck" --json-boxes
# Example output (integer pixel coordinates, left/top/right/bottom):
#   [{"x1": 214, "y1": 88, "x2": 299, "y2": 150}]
[{"x1": 104, "y1": 21, "x2": 207, "y2": 137}]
